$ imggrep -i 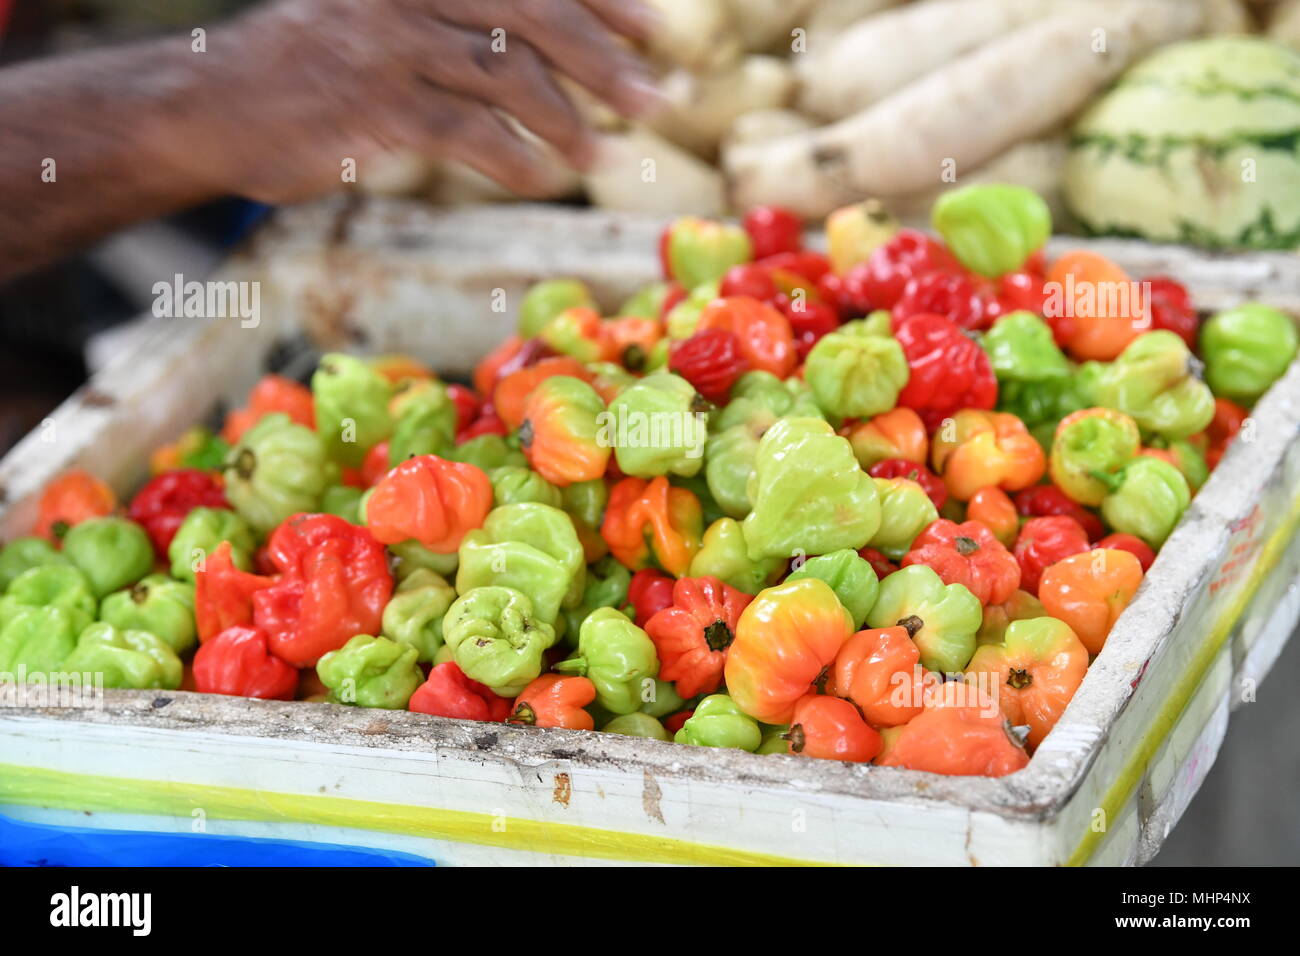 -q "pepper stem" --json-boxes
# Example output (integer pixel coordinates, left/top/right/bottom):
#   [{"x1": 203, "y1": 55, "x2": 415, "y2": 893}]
[
  {"x1": 622, "y1": 344, "x2": 646, "y2": 372},
  {"x1": 1007, "y1": 667, "x2": 1033, "y2": 690},
  {"x1": 703, "y1": 619, "x2": 733, "y2": 653},
  {"x1": 552, "y1": 657, "x2": 588, "y2": 677},
  {"x1": 506, "y1": 702, "x2": 537, "y2": 725},
  {"x1": 518, "y1": 418, "x2": 534, "y2": 450},
  {"x1": 955, "y1": 535, "x2": 979, "y2": 556},
  {"x1": 898, "y1": 615, "x2": 924, "y2": 638},
  {"x1": 130, "y1": 581, "x2": 151, "y2": 604},
  {"x1": 782, "y1": 724, "x2": 806, "y2": 754},
  {"x1": 234, "y1": 448, "x2": 257, "y2": 481}
]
